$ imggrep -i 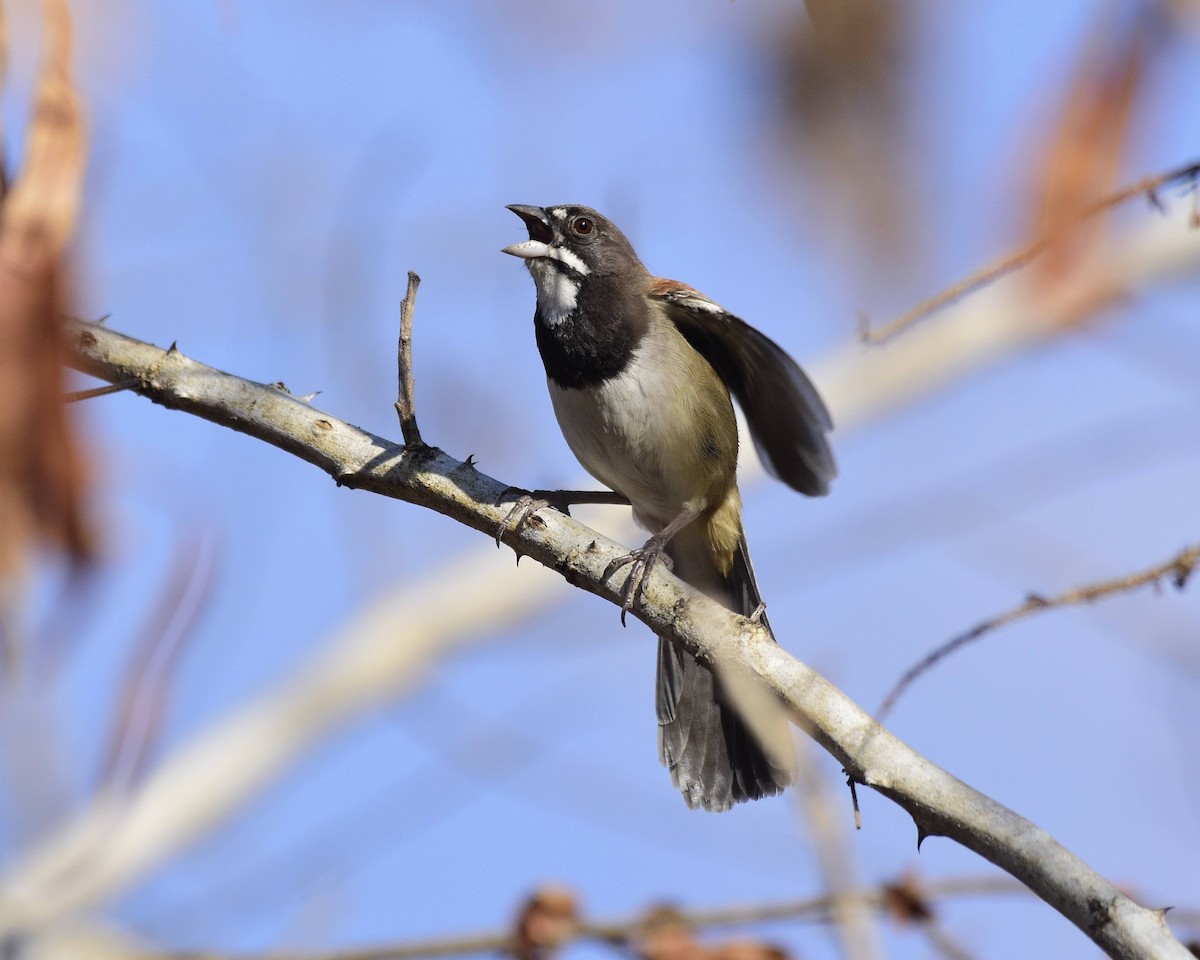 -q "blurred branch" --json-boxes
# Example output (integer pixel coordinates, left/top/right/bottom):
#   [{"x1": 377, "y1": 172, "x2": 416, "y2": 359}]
[
  {"x1": 147, "y1": 873, "x2": 1028, "y2": 960},
  {"x1": 788, "y1": 739, "x2": 883, "y2": 960},
  {"x1": 878, "y1": 542, "x2": 1200, "y2": 719},
  {"x1": 860, "y1": 157, "x2": 1200, "y2": 344},
  {"x1": 33, "y1": 317, "x2": 1190, "y2": 959},
  {"x1": 99, "y1": 527, "x2": 219, "y2": 794}
]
